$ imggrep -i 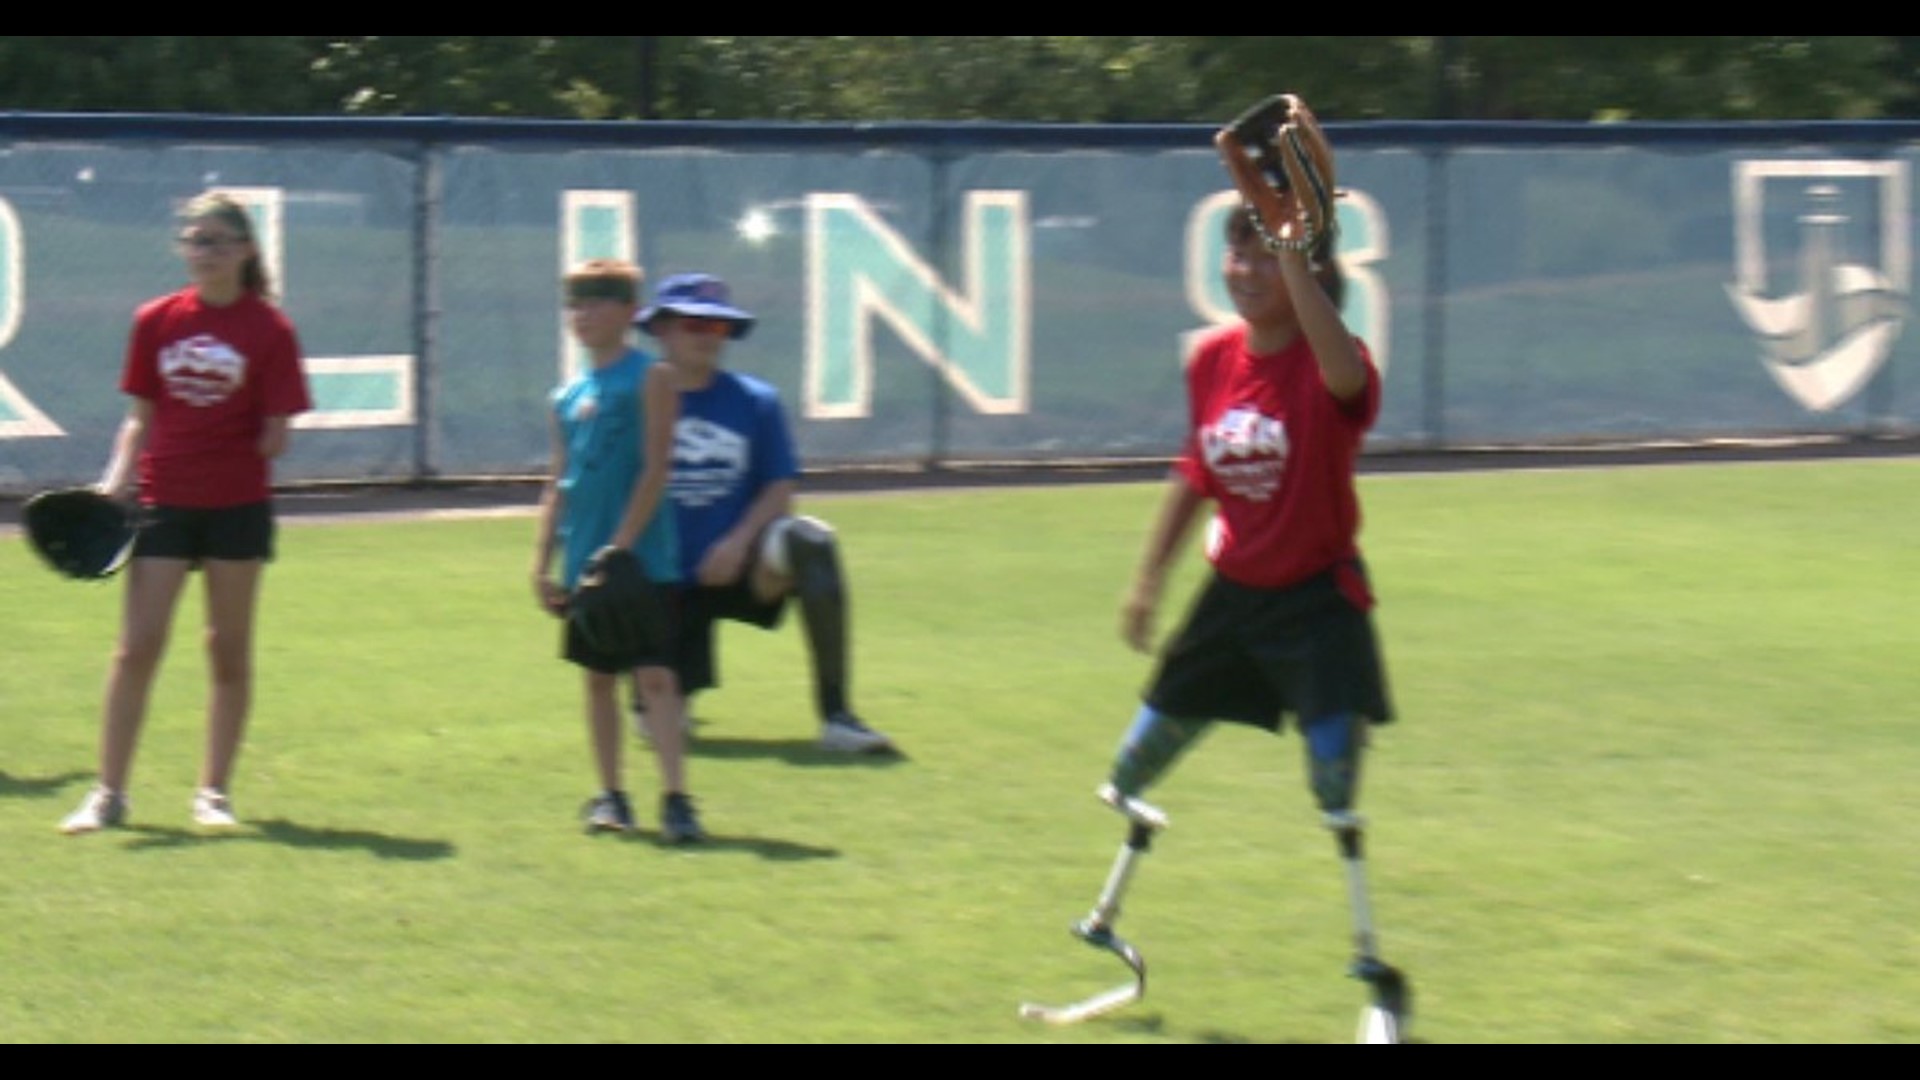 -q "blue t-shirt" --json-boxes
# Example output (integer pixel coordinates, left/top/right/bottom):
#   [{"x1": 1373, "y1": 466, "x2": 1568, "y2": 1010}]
[
  {"x1": 552, "y1": 349, "x2": 681, "y2": 588},
  {"x1": 669, "y1": 369, "x2": 799, "y2": 580}
]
